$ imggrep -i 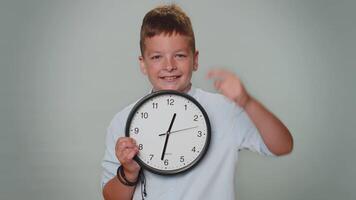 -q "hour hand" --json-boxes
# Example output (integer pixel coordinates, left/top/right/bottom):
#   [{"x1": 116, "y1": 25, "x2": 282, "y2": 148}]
[{"x1": 161, "y1": 113, "x2": 176, "y2": 160}]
